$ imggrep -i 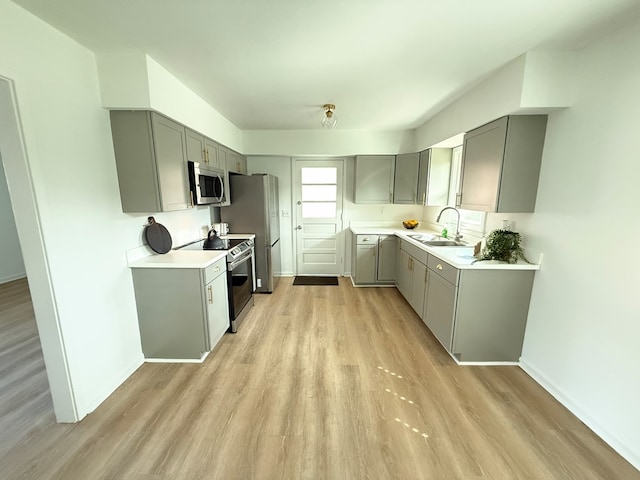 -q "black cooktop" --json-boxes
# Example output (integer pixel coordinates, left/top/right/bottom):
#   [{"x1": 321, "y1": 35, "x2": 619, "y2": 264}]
[
  {"x1": 204, "y1": 238, "x2": 246, "y2": 250},
  {"x1": 176, "y1": 237, "x2": 253, "y2": 260}
]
